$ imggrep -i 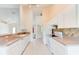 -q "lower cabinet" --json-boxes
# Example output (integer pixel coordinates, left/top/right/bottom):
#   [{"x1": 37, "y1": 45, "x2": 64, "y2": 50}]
[
  {"x1": 48, "y1": 38, "x2": 67, "y2": 55},
  {"x1": 51, "y1": 39, "x2": 66, "y2": 55},
  {"x1": 48, "y1": 38, "x2": 79, "y2": 55},
  {"x1": 7, "y1": 36, "x2": 30, "y2": 55}
]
